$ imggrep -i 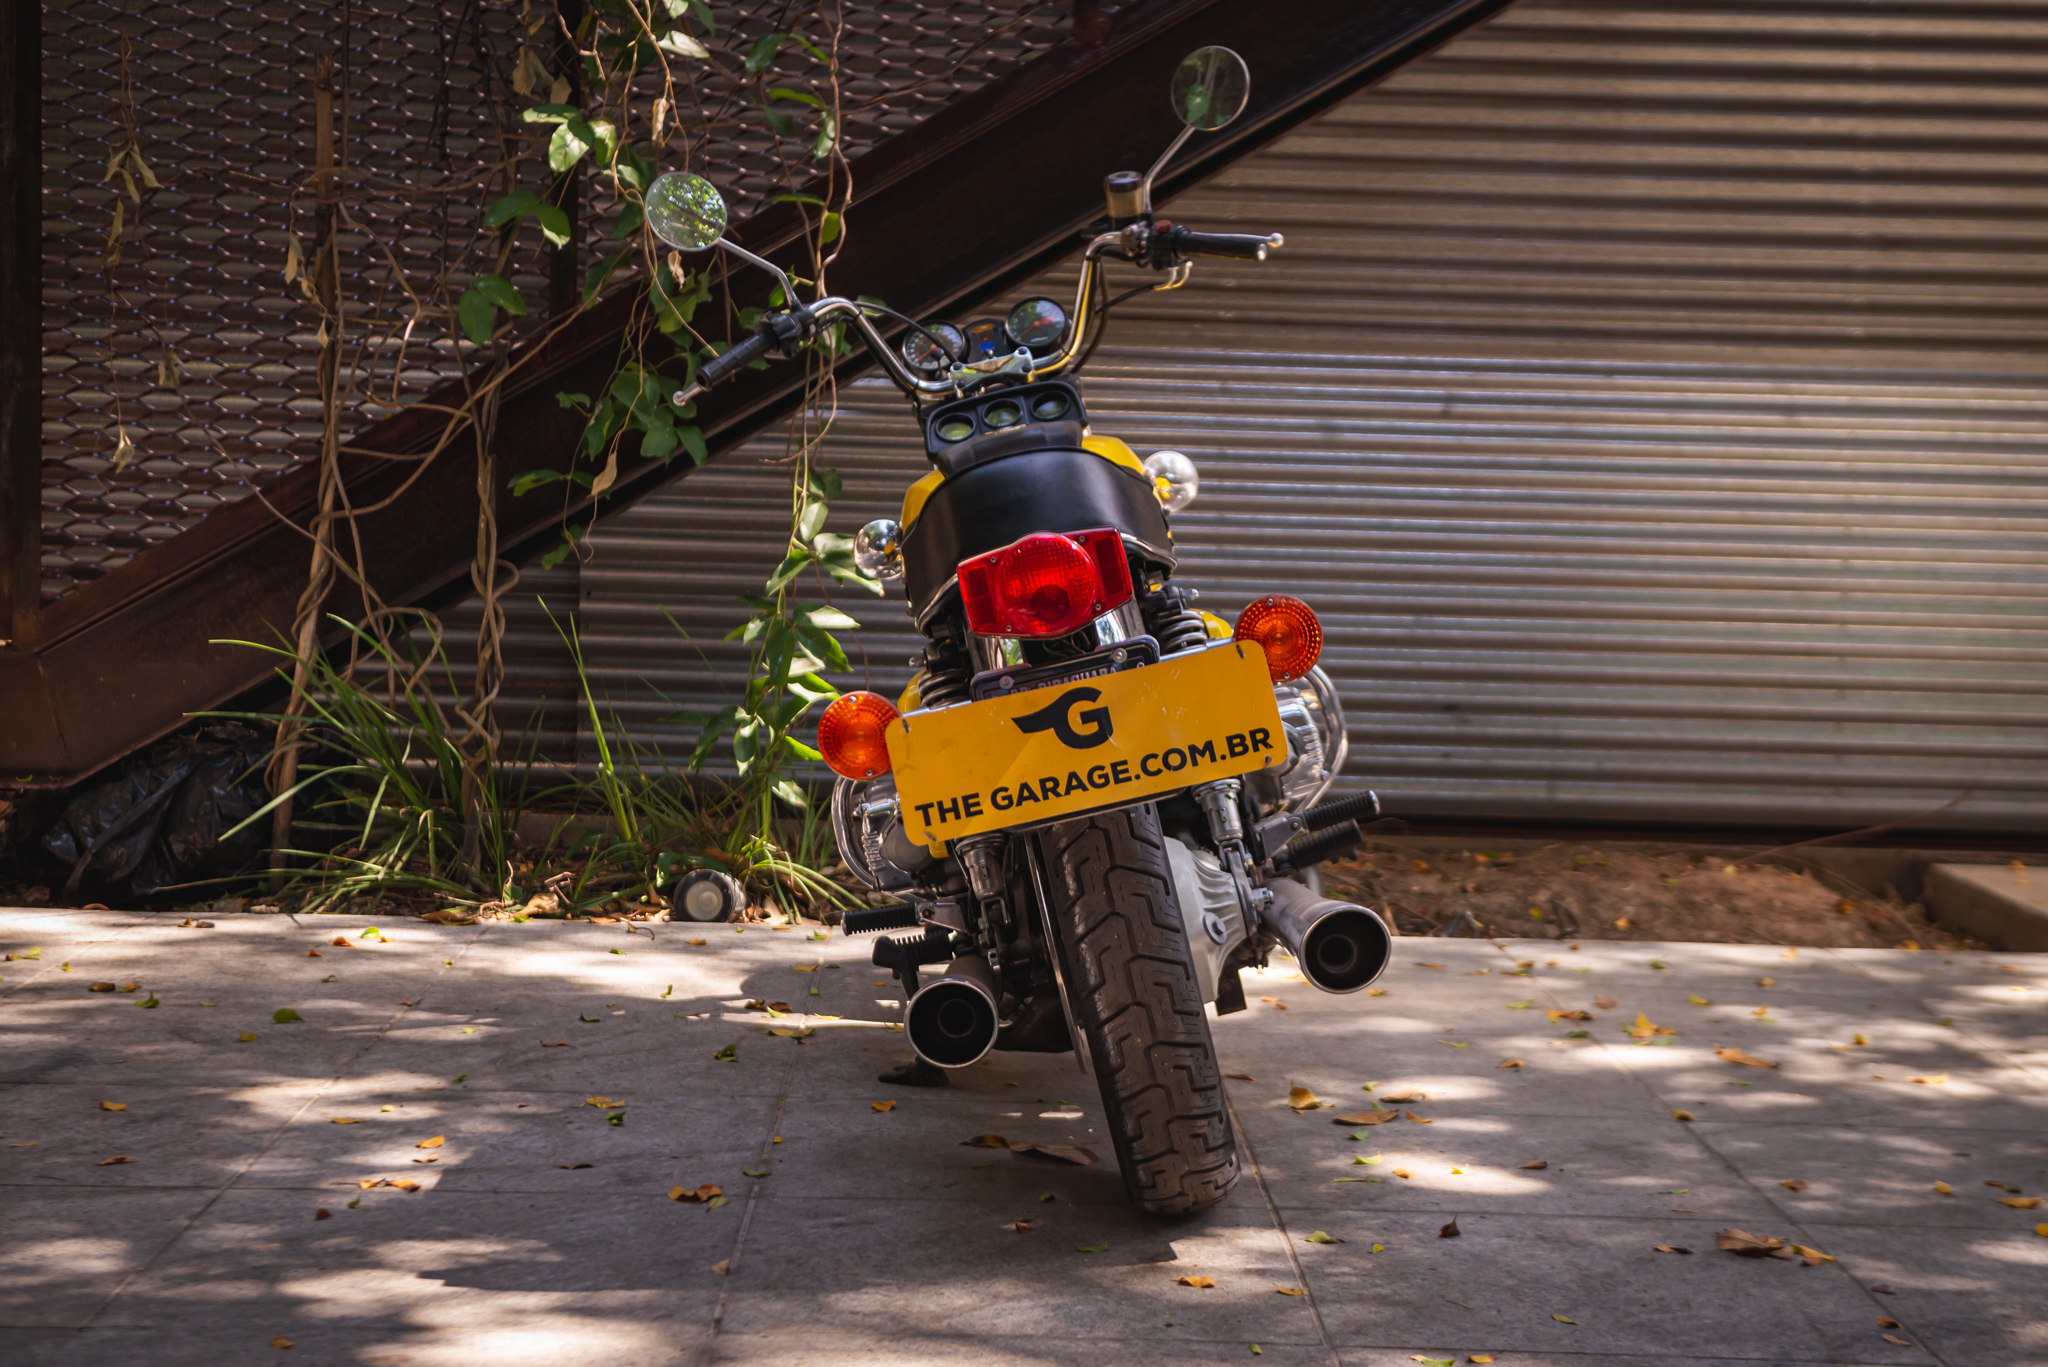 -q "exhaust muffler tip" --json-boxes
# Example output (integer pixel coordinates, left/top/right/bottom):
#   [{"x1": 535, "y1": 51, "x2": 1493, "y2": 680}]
[
  {"x1": 905, "y1": 955, "x2": 1002, "y2": 1068},
  {"x1": 1264, "y1": 878, "x2": 1392, "y2": 994}
]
